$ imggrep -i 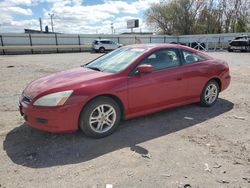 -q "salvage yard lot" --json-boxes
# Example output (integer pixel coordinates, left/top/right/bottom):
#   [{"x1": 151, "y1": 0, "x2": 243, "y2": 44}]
[{"x1": 0, "y1": 52, "x2": 249, "y2": 188}]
